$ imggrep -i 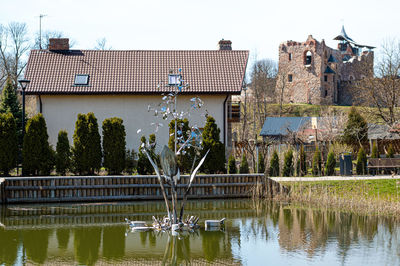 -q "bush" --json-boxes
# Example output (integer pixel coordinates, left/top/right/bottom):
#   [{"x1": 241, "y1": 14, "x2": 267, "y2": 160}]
[
  {"x1": 371, "y1": 142, "x2": 379, "y2": 158},
  {"x1": 299, "y1": 145, "x2": 307, "y2": 176},
  {"x1": 72, "y1": 113, "x2": 102, "y2": 175},
  {"x1": 22, "y1": 113, "x2": 54, "y2": 175},
  {"x1": 168, "y1": 118, "x2": 194, "y2": 173},
  {"x1": 102, "y1": 117, "x2": 126, "y2": 175},
  {"x1": 87, "y1": 113, "x2": 102, "y2": 174},
  {"x1": 201, "y1": 116, "x2": 225, "y2": 173},
  {"x1": 239, "y1": 153, "x2": 249, "y2": 174},
  {"x1": 137, "y1": 136, "x2": 155, "y2": 175},
  {"x1": 282, "y1": 149, "x2": 294, "y2": 177},
  {"x1": 342, "y1": 106, "x2": 368, "y2": 146},
  {"x1": 227, "y1": 154, "x2": 237, "y2": 174},
  {"x1": 125, "y1": 149, "x2": 137, "y2": 174},
  {"x1": 269, "y1": 150, "x2": 279, "y2": 177},
  {"x1": 356, "y1": 147, "x2": 367, "y2": 175},
  {"x1": 325, "y1": 150, "x2": 336, "y2": 176},
  {"x1": 56, "y1": 130, "x2": 71, "y2": 175},
  {"x1": 0, "y1": 113, "x2": 18, "y2": 175},
  {"x1": 258, "y1": 152, "x2": 265, "y2": 174},
  {"x1": 387, "y1": 143, "x2": 394, "y2": 158},
  {"x1": 312, "y1": 146, "x2": 322, "y2": 176}
]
